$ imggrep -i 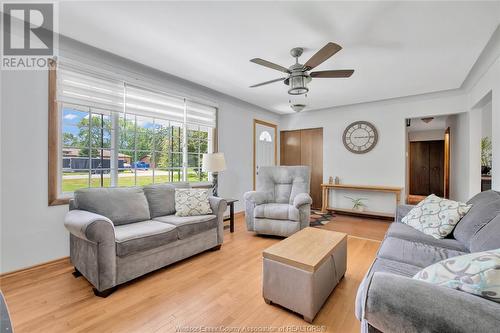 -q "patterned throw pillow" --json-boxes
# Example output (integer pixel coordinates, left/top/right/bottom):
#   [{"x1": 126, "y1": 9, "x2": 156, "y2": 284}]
[
  {"x1": 414, "y1": 249, "x2": 500, "y2": 303},
  {"x1": 401, "y1": 194, "x2": 471, "y2": 239},
  {"x1": 175, "y1": 189, "x2": 213, "y2": 217}
]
